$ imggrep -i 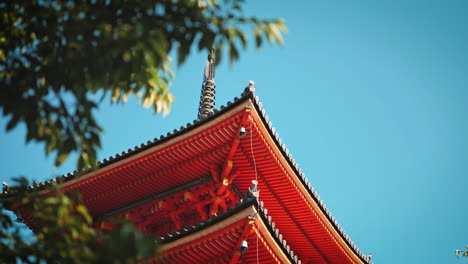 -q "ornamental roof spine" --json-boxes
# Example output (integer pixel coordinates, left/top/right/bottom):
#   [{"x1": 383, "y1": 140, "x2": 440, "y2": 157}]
[
  {"x1": 198, "y1": 49, "x2": 216, "y2": 120},
  {"x1": 2, "y1": 65, "x2": 373, "y2": 263}
]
